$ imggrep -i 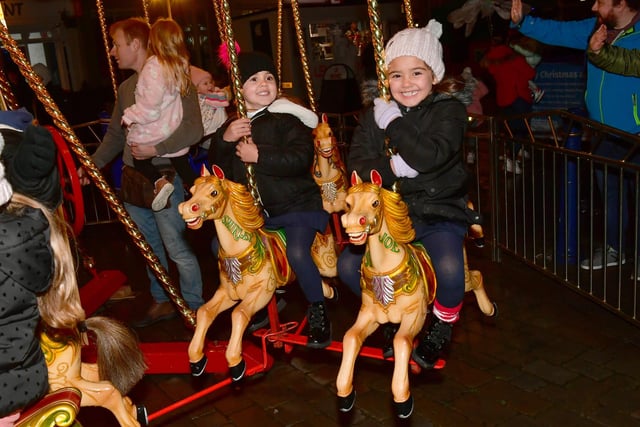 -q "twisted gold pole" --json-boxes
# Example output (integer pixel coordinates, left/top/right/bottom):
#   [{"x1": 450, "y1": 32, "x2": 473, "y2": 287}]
[
  {"x1": 96, "y1": 0, "x2": 118, "y2": 100},
  {"x1": 290, "y1": 0, "x2": 316, "y2": 112},
  {"x1": 218, "y1": 0, "x2": 263, "y2": 207},
  {"x1": 403, "y1": 0, "x2": 414, "y2": 28},
  {"x1": 367, "y1": 0, "x2": 389, "y2": 102},
  {"x1": 142, "y1": 0, "x2": 151, "y2": 24},
  {"x1": 0, "y1": 68, "x2": 19, "y2": 110},
  {"x1": 0, "y1": 22, "x2": 195, "y2": 328},
  {"x1": 276, "y1": 0, "x2": 283, "y2": 89}
]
